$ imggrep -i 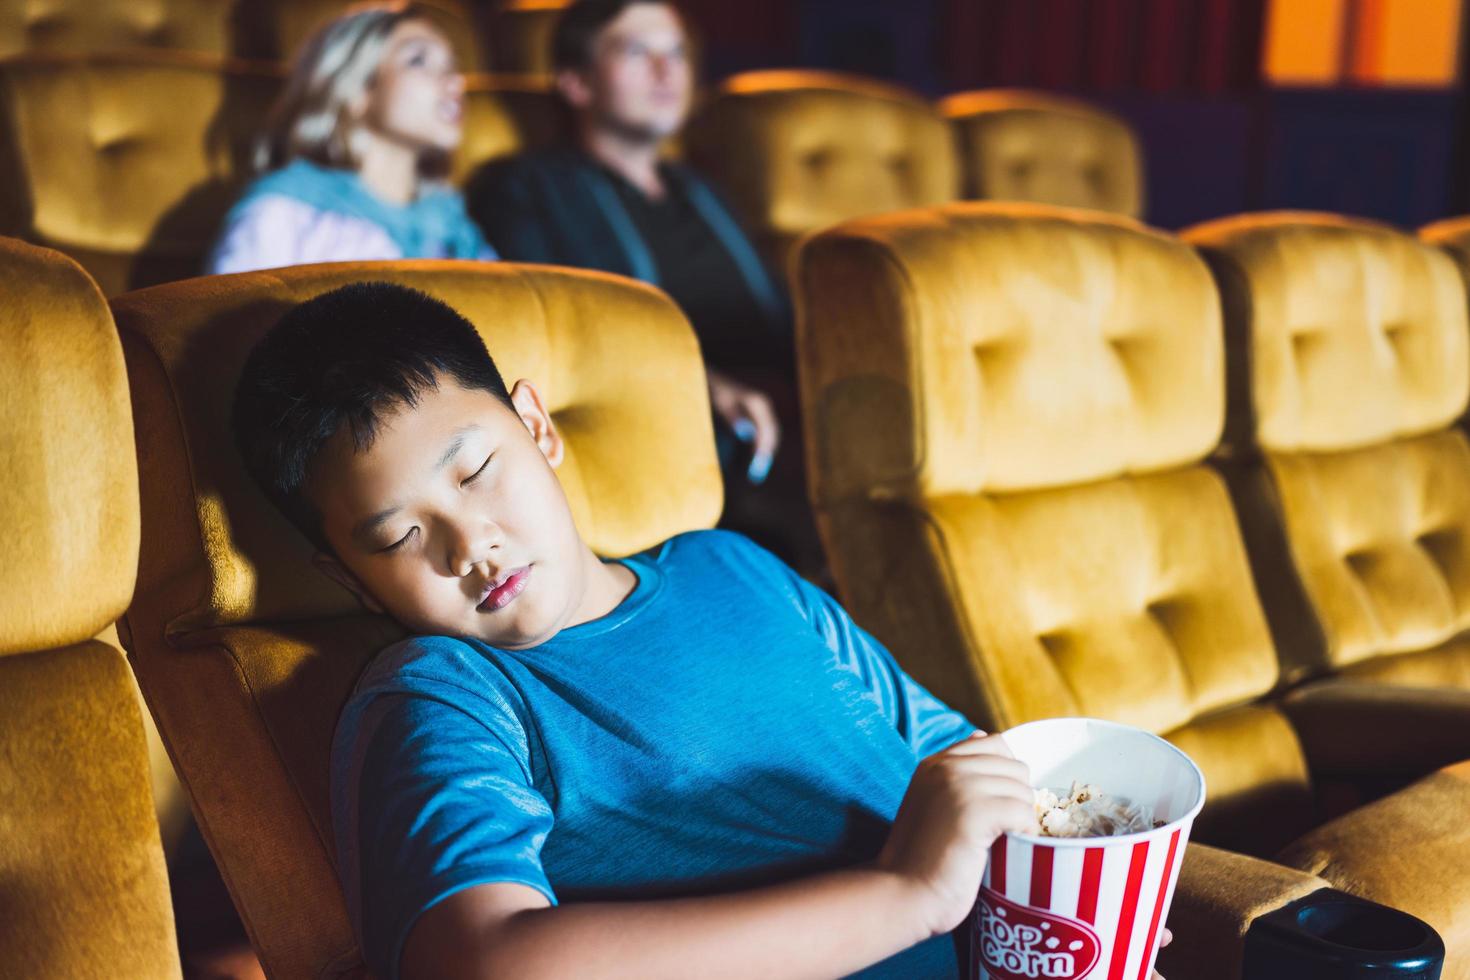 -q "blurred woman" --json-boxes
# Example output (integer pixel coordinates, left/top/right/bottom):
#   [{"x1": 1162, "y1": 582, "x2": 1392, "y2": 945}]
[{"x1": 208, "y1": 2, "x2": 494, "y2": 273}]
